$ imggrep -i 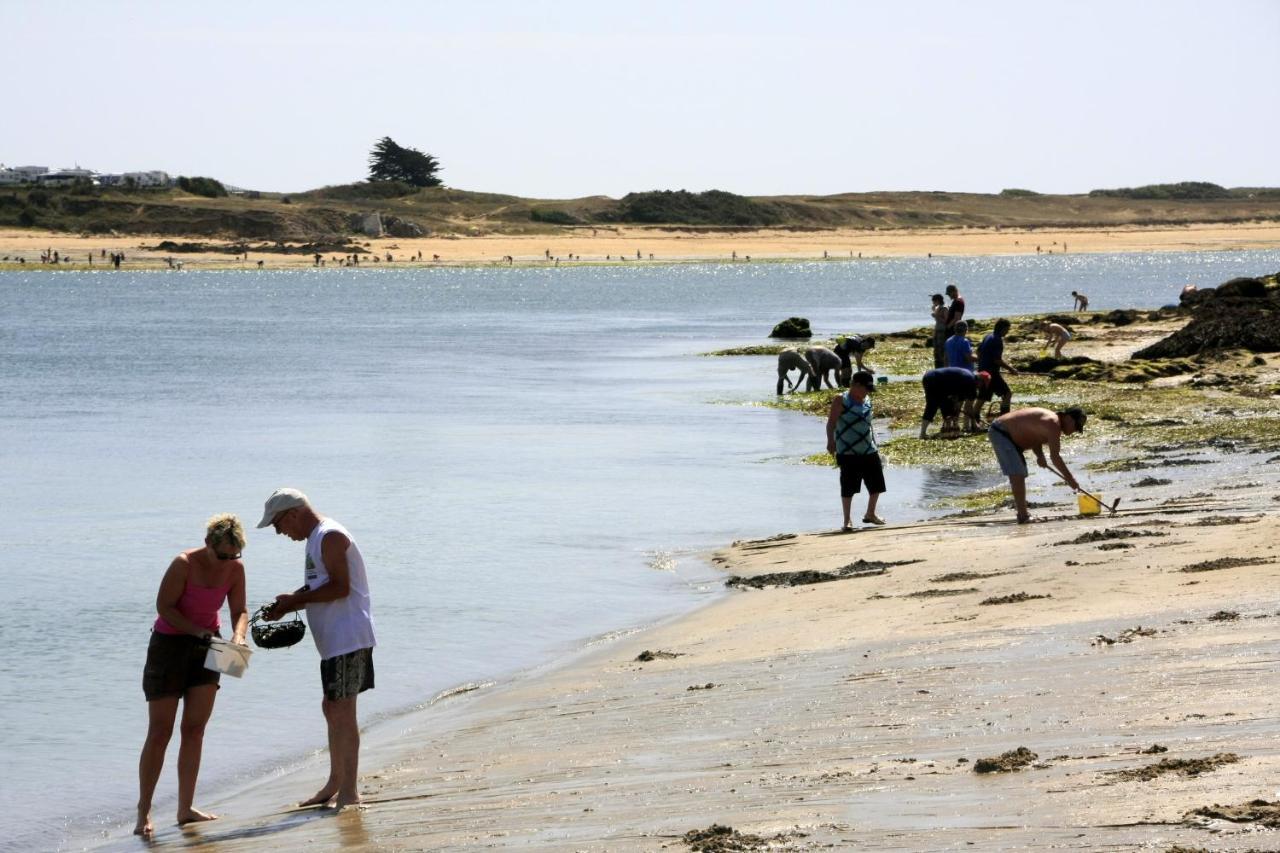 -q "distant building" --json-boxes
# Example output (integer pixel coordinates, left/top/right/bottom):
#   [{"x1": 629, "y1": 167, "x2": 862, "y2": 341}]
[
  {"x1": 0, "y1": 165, "x2": 49, "y2": 185},
  {"x1": 99, "y1": 170, "x2": 173, "y2": 188},
  {"x1": 37, "y1": 167, "x2": 96, "y2": 186}
]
